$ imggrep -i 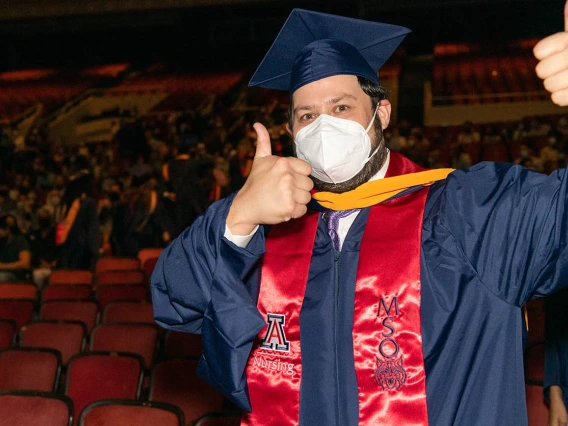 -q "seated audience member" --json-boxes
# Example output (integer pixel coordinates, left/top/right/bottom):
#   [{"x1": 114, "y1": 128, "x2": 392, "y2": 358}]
[
  {"x1": 0, "y1": 214, "x2": 31, "y2": 281},
  {"x1": 28, "y1": 208, "x2": 58, "y2": 288},
  {"x1": 545, "y1": 287, "x2": 568, "y2": 426}
]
